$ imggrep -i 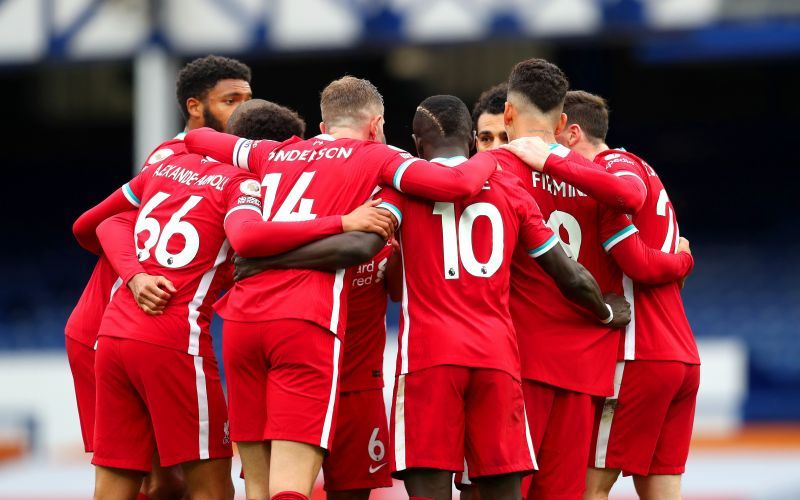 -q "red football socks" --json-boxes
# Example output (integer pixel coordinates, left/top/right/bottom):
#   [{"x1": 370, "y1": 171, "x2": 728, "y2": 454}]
[
  {"x1": 270, "y1": 492, "x2": 308, "y2": 500},
  {"x1": 136, "y1": 494, "x2": 151, "y2": 500}
]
